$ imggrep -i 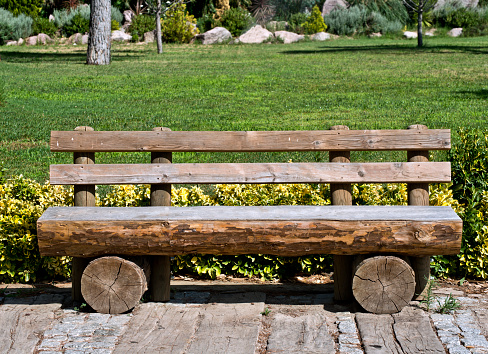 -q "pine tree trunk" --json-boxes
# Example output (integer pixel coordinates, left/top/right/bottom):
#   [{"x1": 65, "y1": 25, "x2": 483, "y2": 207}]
[
  {"x1": 156, "y1": 0, "x2": 163, "y2": 54},
  {"x1": 87, "y1": 0, "x2": 111, "y2": 65},
  {"x1": 418, "y1": 7, "x2": 423, "y2": 48}
]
